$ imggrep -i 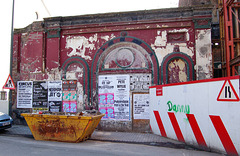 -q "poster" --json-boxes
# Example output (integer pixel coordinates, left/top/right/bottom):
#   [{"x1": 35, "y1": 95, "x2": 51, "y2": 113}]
[
  {"x1": 99, "y1": 93, "x2": 115, "y2": 119},
  {"x1": 133, "y1": 94, "x2": 150, "y2": 119},
  {"x1": 48, "y1": 81, "x2": 62, "y2": 112},
  {"x1": 63, "y1": 91, "x2": 77, "y2": 101},
  {"x1": 32, "y1": 81, "x2": 48, "y2": 109},
  {"x1": 98, "y1": 75, "x2": 130, "y2": 120},
  {"x1": 130, "y1": 74, "x2": 151, "y2": 91},
  {"x1": 114, "y1": 75, "x2": 130, "y2": 120},
  {"x1": 62, "y1": 91, "x2": 77, "y2": 112},
  {"x1": 62, "y1": 81, "x2": 69, "y2": 91},
  {"x1": 62, "y1": 101, "x2": 77, "y2": 112},
  {"x1": 62, "y1": 80, "x2": 77, "y2": 113},
  {"x1": 62, "y1": 80, "x2": 77, "y2": 91},
  {"x1": 69, "y1": 80, "x2": 77, "y2": 91},
  {"x1": 17, "y1": 81, "x2": 33, "y2": 108},
  {"x1": 49, "y1": 101, "x2": 62, "y2": 112},
  {"x1": 98, "y1": 76, "x2": 114, "y2": 94},
  {"x1": 33, "y1": 107, "x2": 48, "y2": 113}
]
